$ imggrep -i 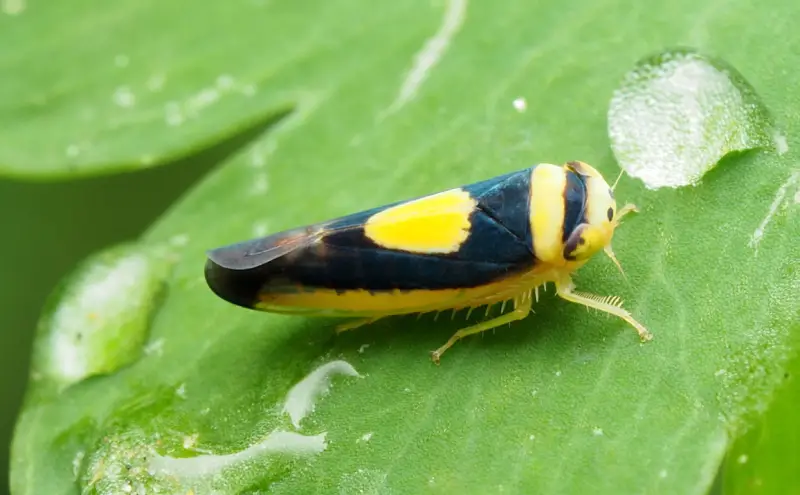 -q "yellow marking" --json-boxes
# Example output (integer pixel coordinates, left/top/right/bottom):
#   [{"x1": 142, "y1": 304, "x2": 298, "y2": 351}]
[
  {"x1": 530, "y1": 164, "x2": 567, "y2": 264},
  {"x1": 258, "y1": 286, "x2": 475, "y2": 315},
  {"x1": 363, "y1": 188, "x2": 477, "y2": 253},
  {"x1": 254, "y1": 262, "x2": 584, "y2": 319}
]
